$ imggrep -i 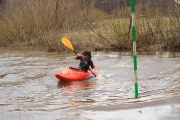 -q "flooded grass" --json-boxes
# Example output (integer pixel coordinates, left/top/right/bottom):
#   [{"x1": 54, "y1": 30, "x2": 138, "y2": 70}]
[{"x1": 0, "y1": 0, "x2": 180, "y2": 52}]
